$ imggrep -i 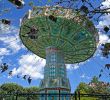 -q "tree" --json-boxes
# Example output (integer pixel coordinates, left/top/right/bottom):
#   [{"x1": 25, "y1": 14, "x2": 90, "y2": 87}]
[
  {"x1": 91, "y1": 76, "x2": 99, "y2": 84},
  {"x1": 93, "y1": 82, "x2": 109, "y2": 94},
  {"x1": 0, "y1": 83, "x2": 40, "y2": 100},
  {"x1": 76, "y1": 82, "x2": 94, "y2": 94},
  {"x1": 76, "y1": 76, "x2": 110, "y2": 94},
  {"x1": 0, "y1": 83, "x2": 24, "y2": 93},
  {"x1": 24, "y1": 86, "x2": 40, "y2": 93},
  {"x1": 90, "y1": 76, "x2": 110, "y2": 94},
  {"x1": 0, "y1": 83, "x2": 24, "y2": 100},
  {"x1": 24, "y1": 87, "x2": 40, "y2": 100}
]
